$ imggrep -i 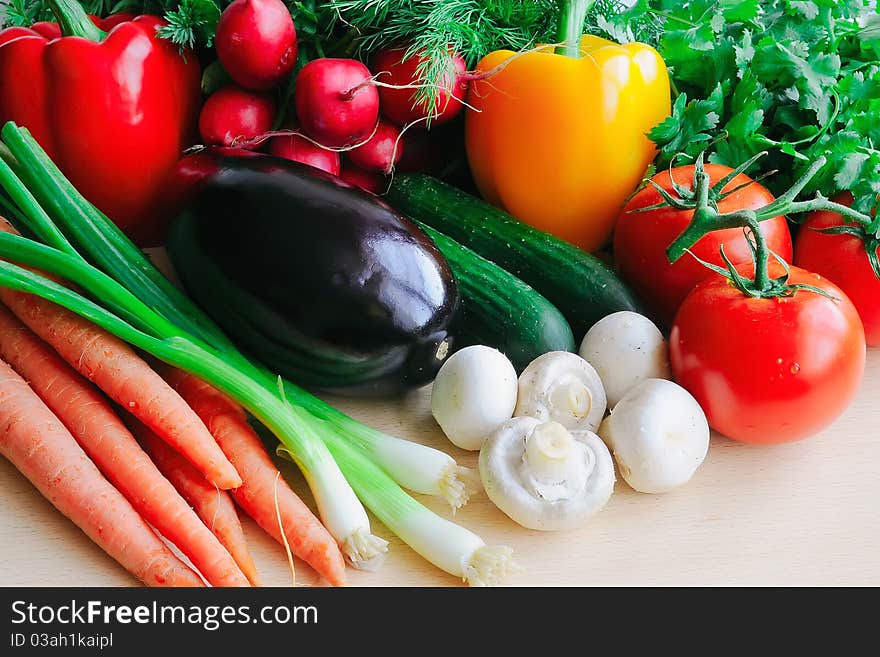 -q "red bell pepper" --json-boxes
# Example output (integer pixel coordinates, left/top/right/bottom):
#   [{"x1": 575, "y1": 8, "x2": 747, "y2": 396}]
[
  {"x1": 0, "y1": 1, "x2": 201, "y2": 246},
  {"x1": 0, "y1": 14, "x2": 137, "y2": 47}
]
